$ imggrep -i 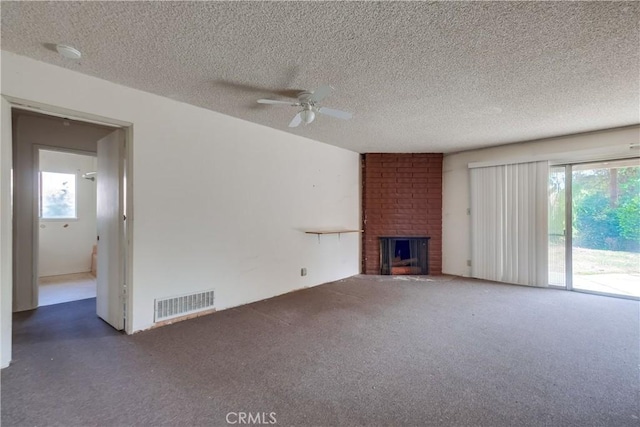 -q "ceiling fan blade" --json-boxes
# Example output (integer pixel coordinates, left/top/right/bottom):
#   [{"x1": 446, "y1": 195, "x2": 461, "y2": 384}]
[
  {"x1": 309, "y1": 85, "x2": 333, "y2": 103},
  {"x1": 257, "y1": 99, "x2": 300, "y2": 106},
  {"x1": 318, "y1": 107, "x2": 353, "y2": 120},
  {"x1": 288, "y1": 112, "x2": 302, "y2": 128}
]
